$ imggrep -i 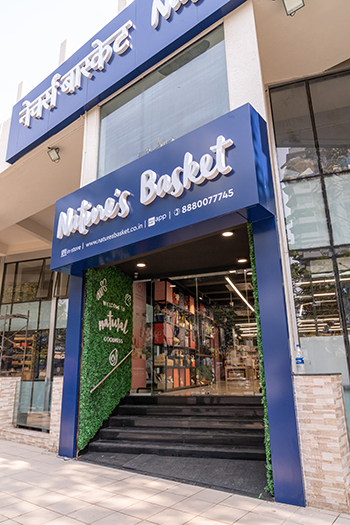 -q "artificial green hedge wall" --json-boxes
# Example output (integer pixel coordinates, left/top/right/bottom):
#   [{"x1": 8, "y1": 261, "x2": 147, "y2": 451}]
[
  {"x1": 78, "y1": 266, "x2": 133, "y2": 451},
  {"x1": 247, "y1": 222, "x2": 274, "y2": 496}
]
